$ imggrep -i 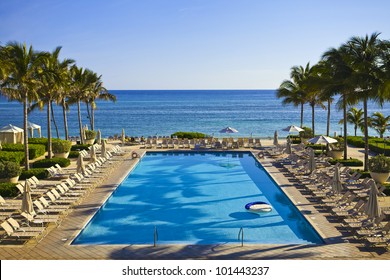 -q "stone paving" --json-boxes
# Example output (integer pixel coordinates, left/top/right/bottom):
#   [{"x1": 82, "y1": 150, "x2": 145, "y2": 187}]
[{"x1": 0, "y1": 144, "x2": 389, "y2": 260}]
